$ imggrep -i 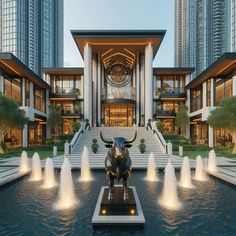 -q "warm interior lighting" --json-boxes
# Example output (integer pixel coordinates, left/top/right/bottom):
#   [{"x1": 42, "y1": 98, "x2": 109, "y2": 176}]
[
  {"x1": 102, "y1": 209, "x2": 106, "y2": 215},
  {"x1": 130, "y1": 209, "x2": 135, "y2": 215}
]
